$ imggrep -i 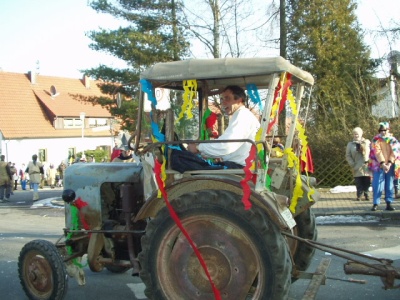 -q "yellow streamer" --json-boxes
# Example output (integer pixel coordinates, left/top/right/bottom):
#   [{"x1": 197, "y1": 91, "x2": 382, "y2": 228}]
[
  {"x1": 284, "y1": 148, "x2": 303, "y2": 212},
  {"x1": 285, "y1": 80, "x2": 315, "y2": 212},
  {"x1": 269, "y1": 73, "x2": 286, "y2": 125},
  {"x1": 157, "y1": 145, "x2": 167, "y2": 198},
  {"x1": 178, "y1": 80, "x2": 197, "y2": 121}
]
